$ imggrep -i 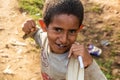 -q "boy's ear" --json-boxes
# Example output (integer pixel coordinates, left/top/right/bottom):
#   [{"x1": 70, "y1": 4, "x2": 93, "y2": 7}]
[
  {"x1": 38, "y1": 19, "x2": 47, "y2": 32},
  {"x1": 78, "y1": 25, "x2": 84, "y2": 32}
]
